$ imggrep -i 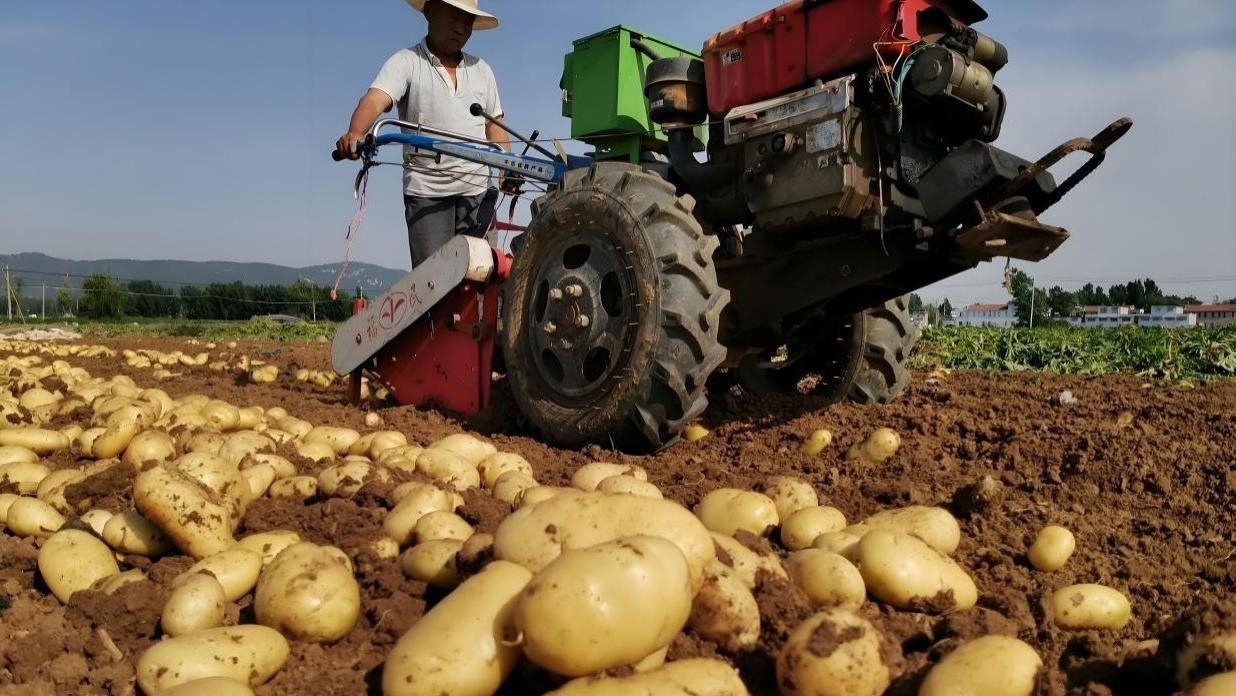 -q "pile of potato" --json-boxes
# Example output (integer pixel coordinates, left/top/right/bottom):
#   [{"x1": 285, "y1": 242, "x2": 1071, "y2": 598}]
[{"x1": 2, "y1": 346, "x2": 1233, "y2": 696}]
